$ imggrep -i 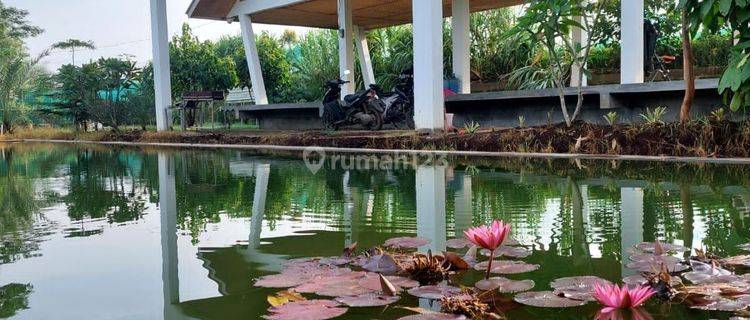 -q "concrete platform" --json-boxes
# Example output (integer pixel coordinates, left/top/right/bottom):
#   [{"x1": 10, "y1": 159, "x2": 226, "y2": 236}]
[{"x1": 232, "y1": 79, "x2": 724, "y2": 130}]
